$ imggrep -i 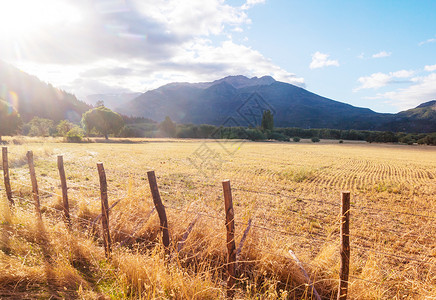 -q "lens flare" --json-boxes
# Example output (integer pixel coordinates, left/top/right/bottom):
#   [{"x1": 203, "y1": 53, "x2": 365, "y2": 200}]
[{"x1": 7, "y1": 91, "x2": 19, "y2": 113}]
